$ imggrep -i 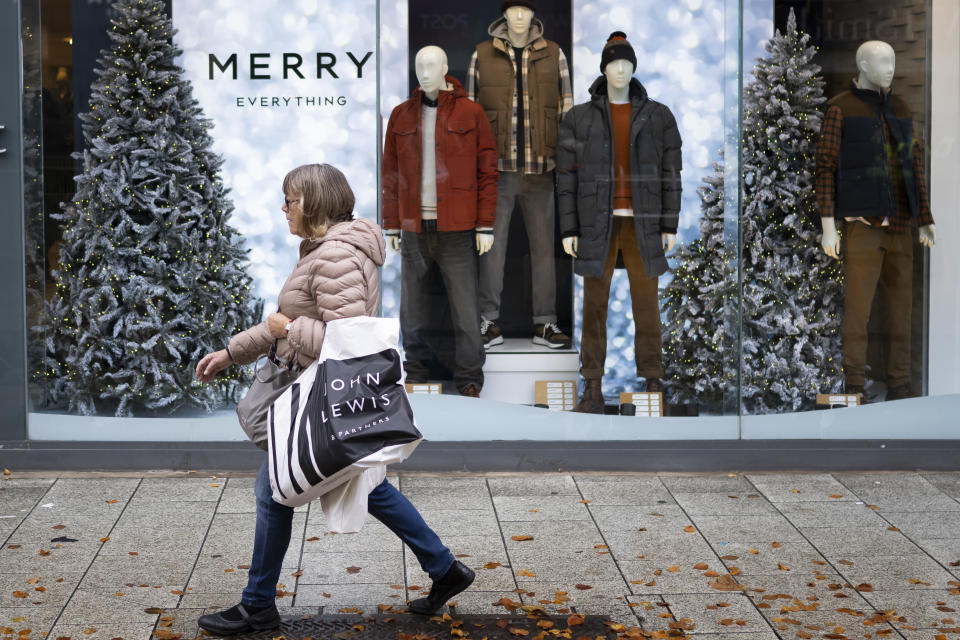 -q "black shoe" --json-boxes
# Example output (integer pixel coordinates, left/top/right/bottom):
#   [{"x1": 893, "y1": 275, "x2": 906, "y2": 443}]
[
  {"x1": 480, "y1": 317, "x2": 503, "y2": 349},
  {"x1": 408, "y1": 560, "x2": 475, "y2": 615},
  {"x1": 533, "y1": 322, "x2": 571, "y2": 349},
  {"x1": 645, "y1": 378, "x2": 663, "y2": 393},
  {"x1": 197, "y1": 602, "x2": 281, "y2": 636},
  {"x1": 459, "y1": 383, "x2": 481, "y2": 398}
]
